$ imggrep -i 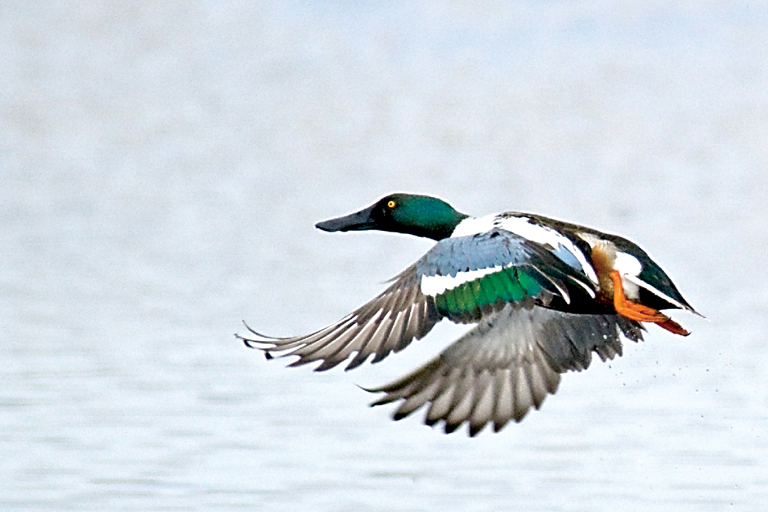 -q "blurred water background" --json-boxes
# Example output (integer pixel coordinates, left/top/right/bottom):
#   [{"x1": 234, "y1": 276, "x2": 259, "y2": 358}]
[{"x1": 2, "y1": 1, "x2": 767, "y2": 510}]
